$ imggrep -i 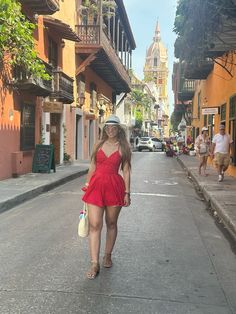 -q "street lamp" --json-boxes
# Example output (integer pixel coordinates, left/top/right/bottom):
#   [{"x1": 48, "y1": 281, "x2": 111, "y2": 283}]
[{"x1": 78, "y1": 93, "x2": 86, "y2": 108}]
